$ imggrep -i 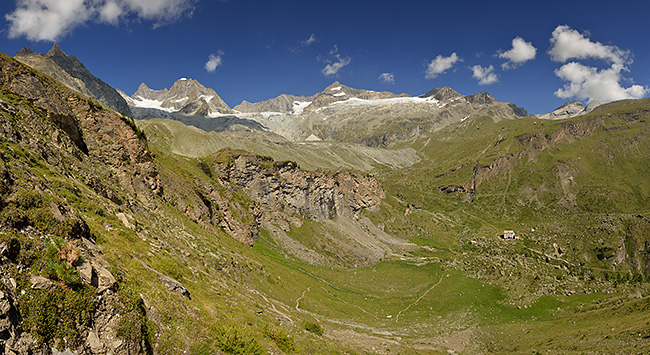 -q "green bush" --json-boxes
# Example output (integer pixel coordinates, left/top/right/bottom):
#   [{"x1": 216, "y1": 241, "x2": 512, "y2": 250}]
[
  {"x1": 19, "y1": 287, "x2": 95, "y2": 348},
  {"x1": 43, "y1": 237, "x2": 81, "y2": 288},
  {"x1": 304, "y1": 321, "x2": 323, "y2": 336}
]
